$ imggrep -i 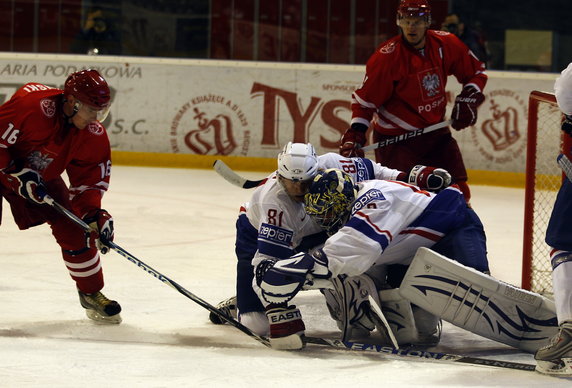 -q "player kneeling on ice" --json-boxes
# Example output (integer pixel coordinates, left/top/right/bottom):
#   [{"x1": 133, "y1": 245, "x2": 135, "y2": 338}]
[
  {"x1": 255, "y1": 169, "x2": 558, "y2": 351},
  {"x1": 211, "y1": 142, "x2": 453, "y2": 336}
]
